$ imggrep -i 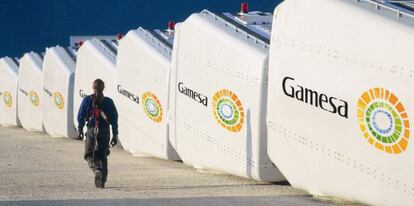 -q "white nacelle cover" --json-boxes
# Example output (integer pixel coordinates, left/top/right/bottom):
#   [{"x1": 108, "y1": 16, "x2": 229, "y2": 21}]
[
  {"x1": 42, "y1": 46, "x2": 77, "y2": 138},
  {"x1": 116, "y1": 28, "x2": 179, "y2": 159},
  {"x1": 169, "y1": 10, "x2": 284, "y2": 182},
  {"x1": 18, "y1": 52, "x2": 44, "y2": 131},
  {"x1": 0, "y1": 57, "x2": 20, "y2": 126},
  {"x1": 70, "y1": 35, "x2": 117, "y2": 48},
  {"x1": 73, "y1": 39, "x2": 118, "y2": 130},
  {"x1": 267, "y1": 0, "x2": 414, "y2": 205}
]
